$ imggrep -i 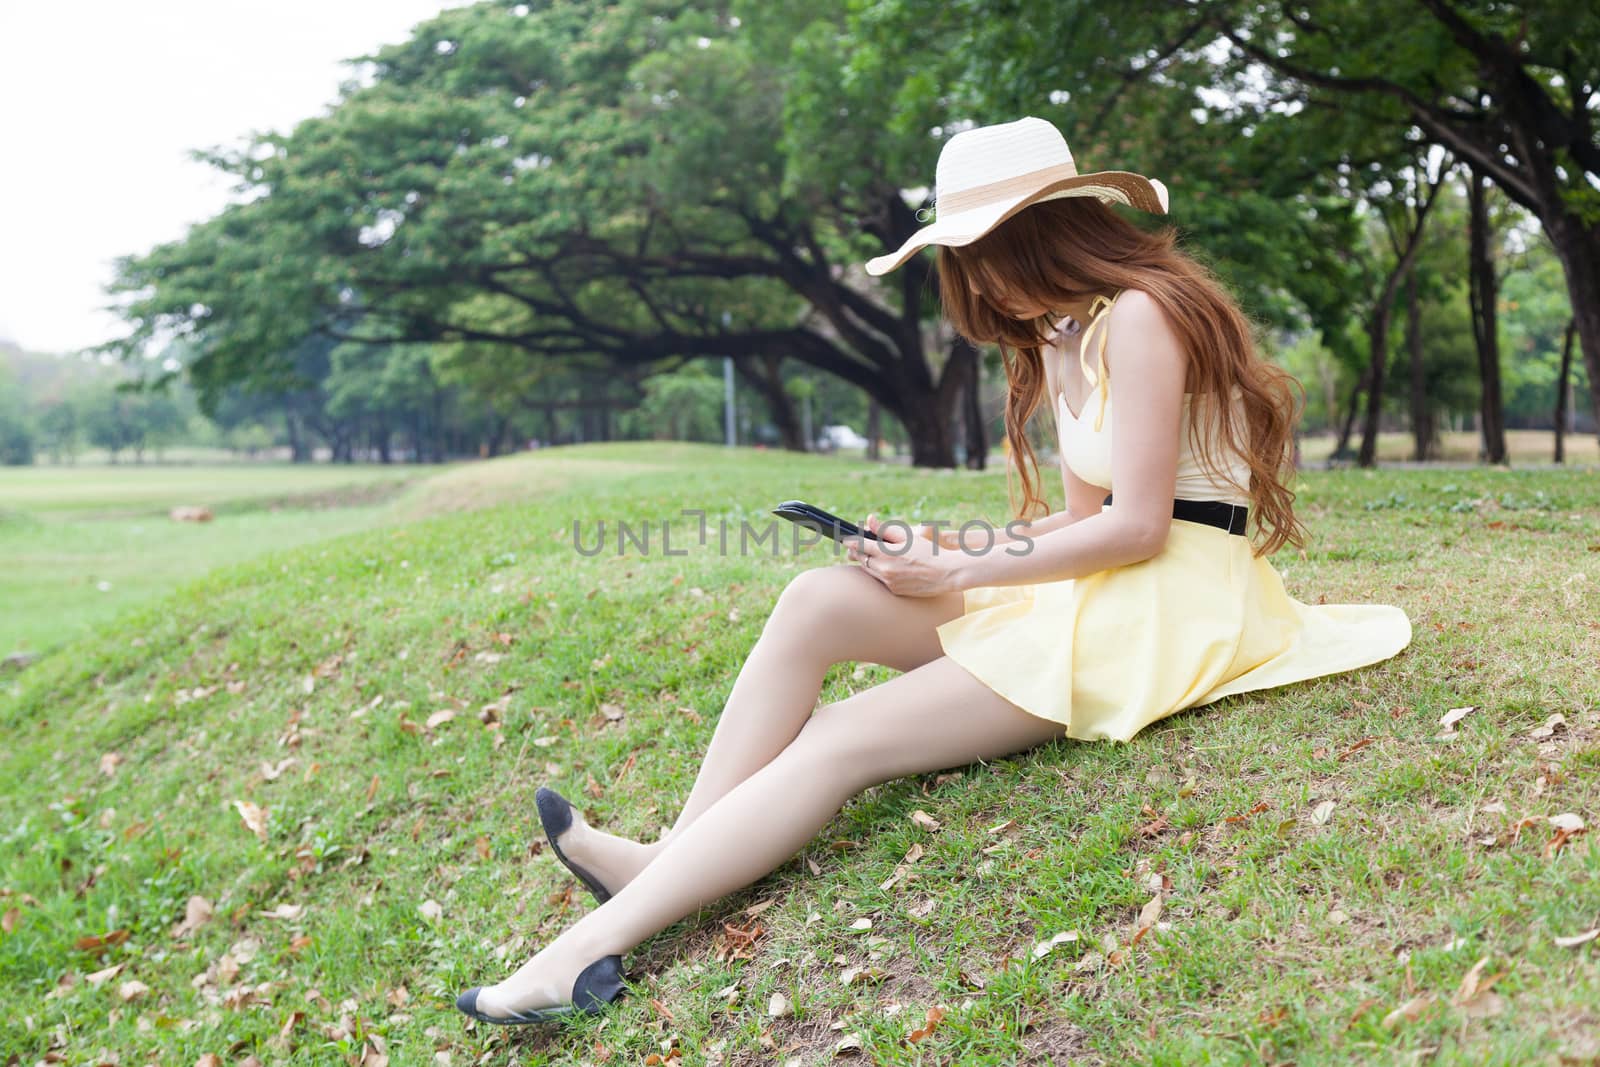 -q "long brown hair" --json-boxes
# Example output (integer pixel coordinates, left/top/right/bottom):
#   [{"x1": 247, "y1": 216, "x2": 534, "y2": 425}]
[{"x1": 935, "y1": 195, "x2": 1308, "y2": 557}]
